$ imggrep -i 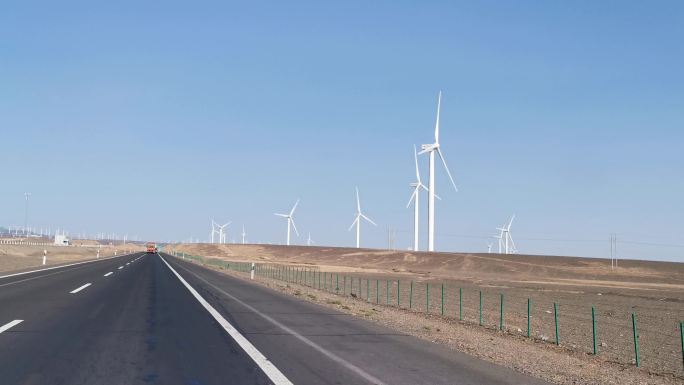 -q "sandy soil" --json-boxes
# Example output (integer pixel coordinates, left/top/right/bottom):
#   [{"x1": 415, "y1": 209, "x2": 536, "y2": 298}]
[
  {"x1": 167, "y1": 244, "x2": 684, "y2": 382},
  {"x1": 0, "y1": 243, "x2": 144, "y2": 273}
]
